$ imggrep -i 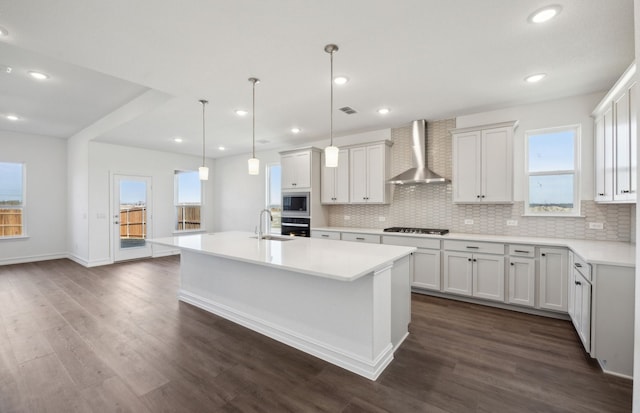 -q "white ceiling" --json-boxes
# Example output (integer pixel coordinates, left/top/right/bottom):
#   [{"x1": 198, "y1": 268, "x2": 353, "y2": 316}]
[{"x1": 0, "y1": 0, "x2": 634, "y2": 158}]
